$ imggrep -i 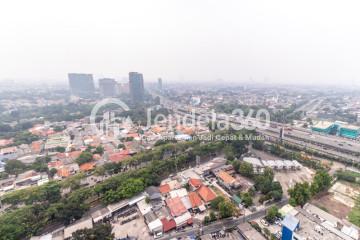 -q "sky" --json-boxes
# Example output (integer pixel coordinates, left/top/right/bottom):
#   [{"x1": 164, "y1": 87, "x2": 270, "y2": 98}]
[{"x1": 0, "y1": 0, "x2": 360, "y2": 86}]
